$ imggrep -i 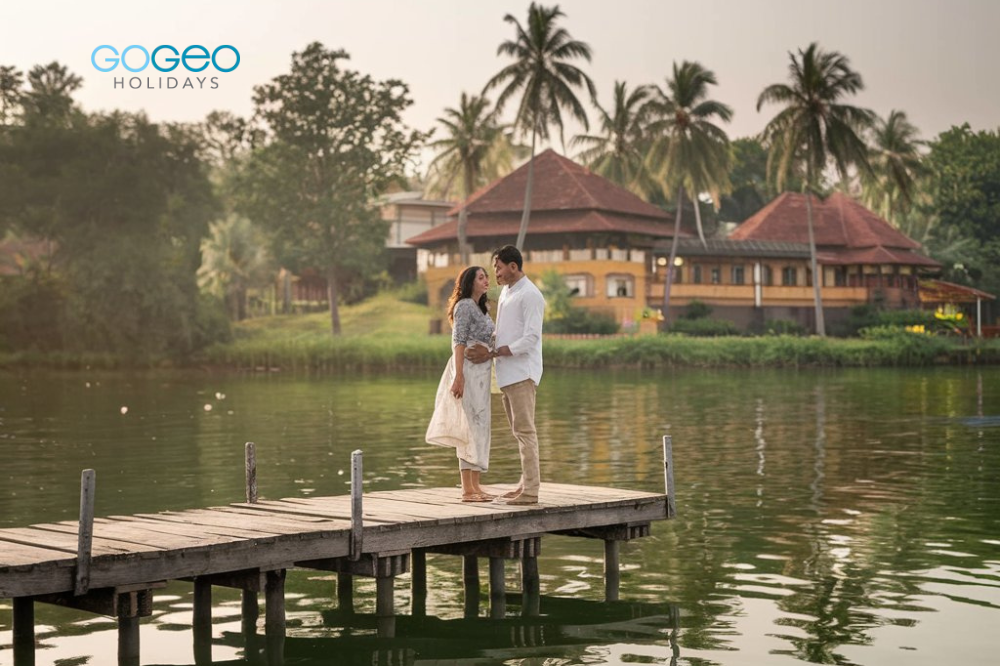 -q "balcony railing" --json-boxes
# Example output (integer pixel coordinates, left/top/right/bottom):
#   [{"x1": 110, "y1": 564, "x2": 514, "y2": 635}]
[{"x1": 422, "y1": 248, "x2": 647, "y2": 270}]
